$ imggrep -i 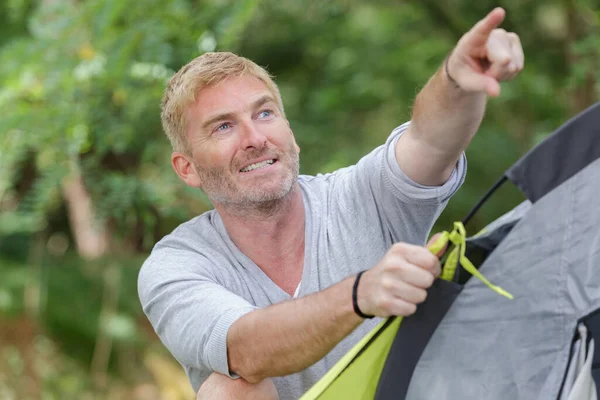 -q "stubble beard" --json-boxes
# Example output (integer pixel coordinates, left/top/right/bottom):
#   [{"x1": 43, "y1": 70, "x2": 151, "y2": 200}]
[{"x1": 194, "y1": 145, "x2": 300, "y2": 214}]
